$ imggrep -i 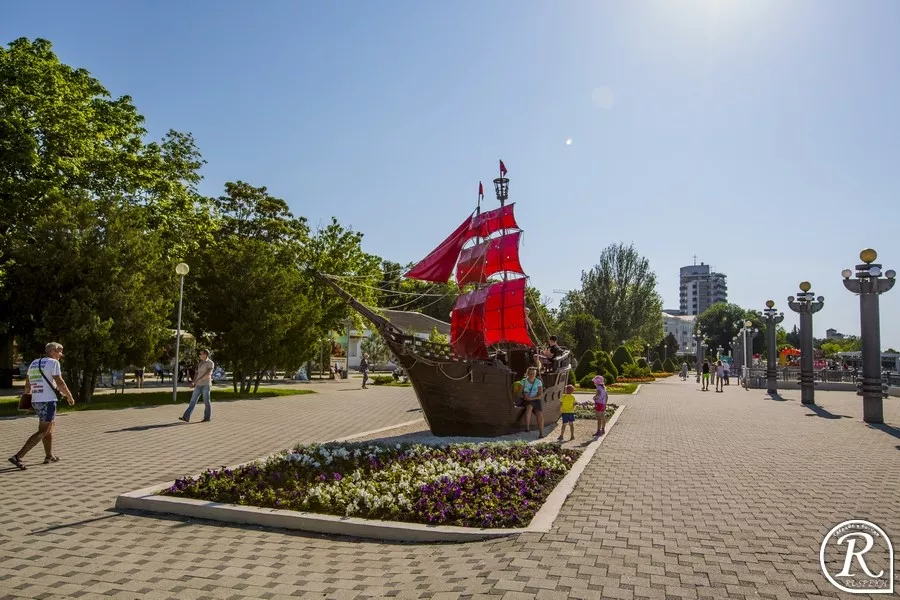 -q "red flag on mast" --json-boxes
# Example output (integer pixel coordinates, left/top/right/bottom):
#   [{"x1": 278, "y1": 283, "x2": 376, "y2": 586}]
[
  {"x1": 478, "y1": 181, "x2": 484, "y2": 198},
  {"x1": 499, "y1": 160, "x2": 507, "y2": 176}
]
